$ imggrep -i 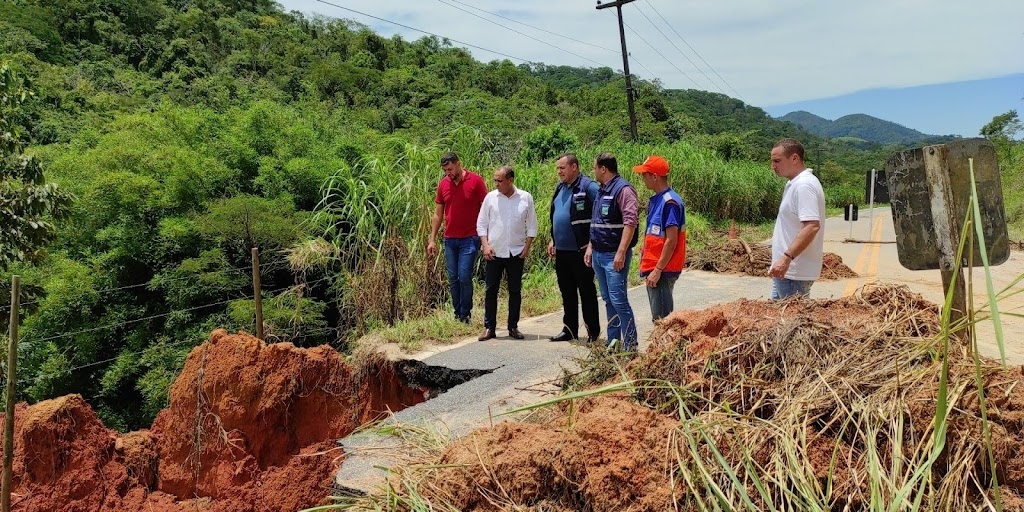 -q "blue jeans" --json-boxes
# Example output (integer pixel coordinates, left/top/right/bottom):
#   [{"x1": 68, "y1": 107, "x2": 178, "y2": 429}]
[
  {"x1": 444, "y1": 237, "x2": 480, "y2": 319},
  {"x1": 771, "y1": 278, "x2": 813, "y2": 300},
  {"x1": 592, "y1": 250, "x2": 637, "y2": 351},
  {"x1": 646, "y1": 275, "x2": 678, "y2": 321}
]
